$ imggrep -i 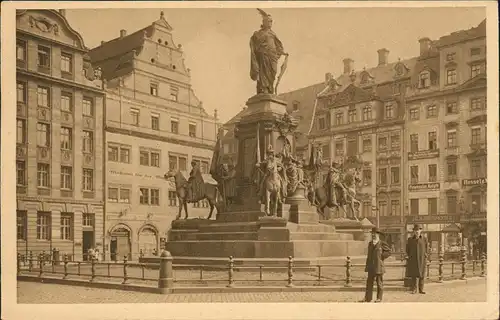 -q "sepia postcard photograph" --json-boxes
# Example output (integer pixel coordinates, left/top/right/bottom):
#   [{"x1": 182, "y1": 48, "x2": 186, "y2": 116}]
[{"x1": 1, "y1": 1, "x2": 499, "y2": 320}]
